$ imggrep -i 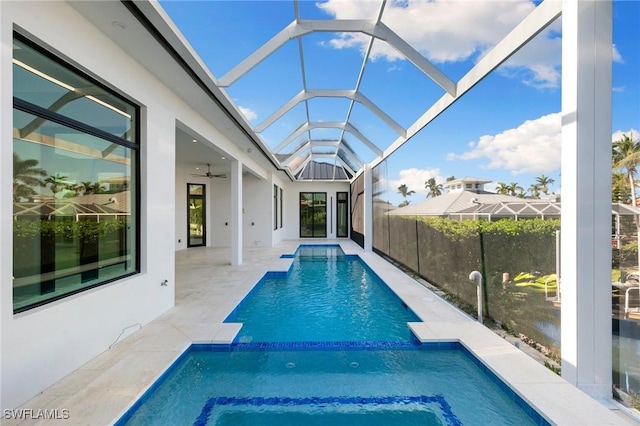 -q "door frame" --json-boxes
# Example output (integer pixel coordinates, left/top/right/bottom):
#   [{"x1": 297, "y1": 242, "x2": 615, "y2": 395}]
[
  {"x1": 299, "y1": 192, "x2": 327, "y2": 238},
  {"x1": 187, "y1": 183, "x2": 206, "y2": 247}
]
